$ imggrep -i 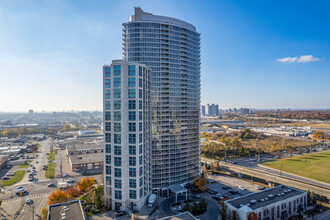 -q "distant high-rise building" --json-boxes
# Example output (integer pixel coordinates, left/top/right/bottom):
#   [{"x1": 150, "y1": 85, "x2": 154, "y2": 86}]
[
  {"x1": 206, "y1": 104, "x2": 219, "y2": 116},
  {"x1": 28, "y1": 109, "x2": 33, "y2": 115},
  {"x1": 123, "y1": 8, "x2": 201, "y2": 192},
  {"x1": 103, "y1": 60, "x2": 152, "y2": 211},
  {"x1": 201, "y1": 105, "x2": 206, "y2": 116}
]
